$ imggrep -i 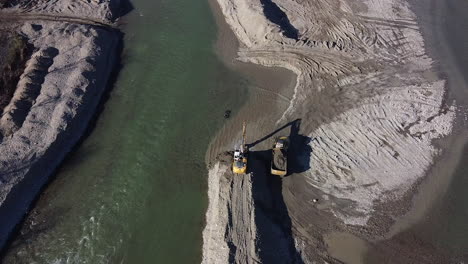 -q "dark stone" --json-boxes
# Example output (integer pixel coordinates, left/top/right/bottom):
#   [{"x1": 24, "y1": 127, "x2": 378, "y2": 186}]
[{"x1": 224, "y1": 110, "x2": 231, "y2": 118}]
